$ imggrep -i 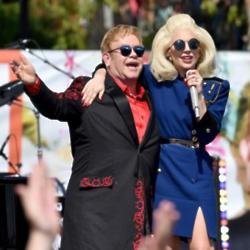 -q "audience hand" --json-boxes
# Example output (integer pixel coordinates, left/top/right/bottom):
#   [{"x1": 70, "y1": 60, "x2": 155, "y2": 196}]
[
  {"x1": 16, "y1": 162, "x2": 60, "y2": 250},
  {"x1": 139, "y1": 201, "x2": 180, "y2": 250}
]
